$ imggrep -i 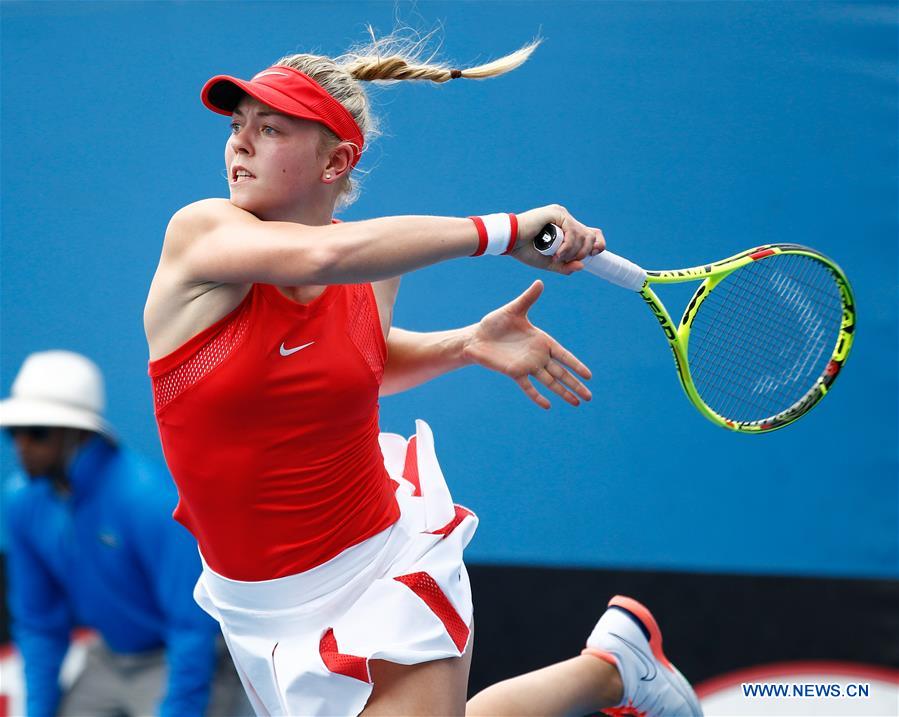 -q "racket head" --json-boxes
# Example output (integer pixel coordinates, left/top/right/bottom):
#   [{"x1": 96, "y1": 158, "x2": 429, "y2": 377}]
[{"x1": 657, "y1": 244, "x2": 855, "y2": 433}]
